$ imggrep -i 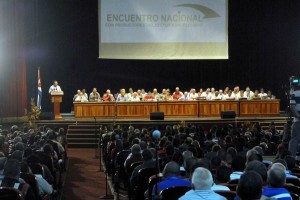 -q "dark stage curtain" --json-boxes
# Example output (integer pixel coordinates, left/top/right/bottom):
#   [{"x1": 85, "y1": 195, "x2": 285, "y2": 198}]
[{"x1": 0, "y1": 1, "x2": 31, "y2": 117}]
